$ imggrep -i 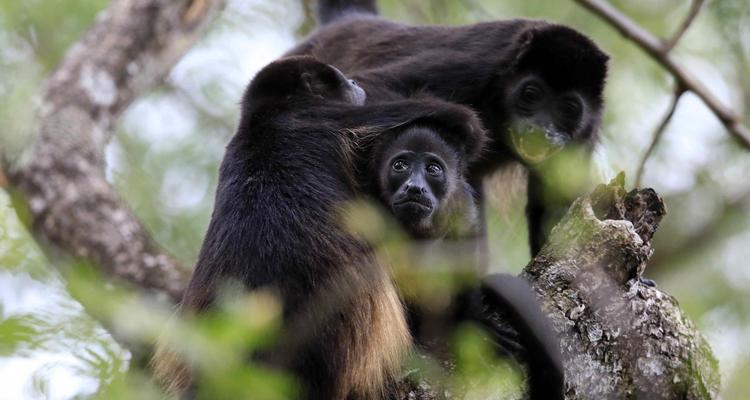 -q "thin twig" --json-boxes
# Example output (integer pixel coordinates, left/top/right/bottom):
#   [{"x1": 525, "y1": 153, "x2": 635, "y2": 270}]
[
  {"x1": 574, "y1": 0, "x2": 750, "y2": 150},
  {"x1": 635, "y1": 85, "x2": 686, "y2": 186},
  {"x1": 663, "y1": 0, "x2": 704, "y2": 52}
]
